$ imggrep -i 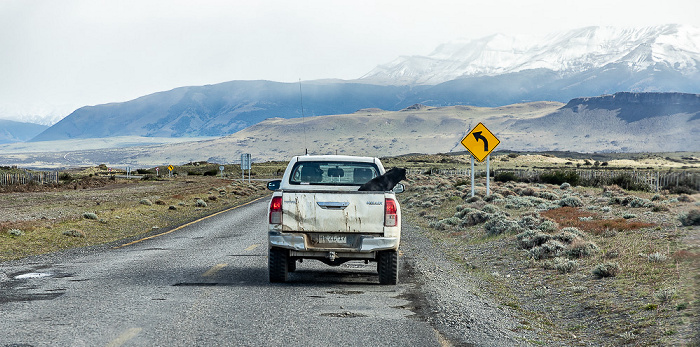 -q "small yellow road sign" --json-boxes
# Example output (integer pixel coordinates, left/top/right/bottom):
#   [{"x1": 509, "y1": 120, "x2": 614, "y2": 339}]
[
  {"x1": 168, "y1": 165, "x2": 174, "y2": 171},
  {"x1": 461, "y1": 122, "x2": 500, "y2": 162}
]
